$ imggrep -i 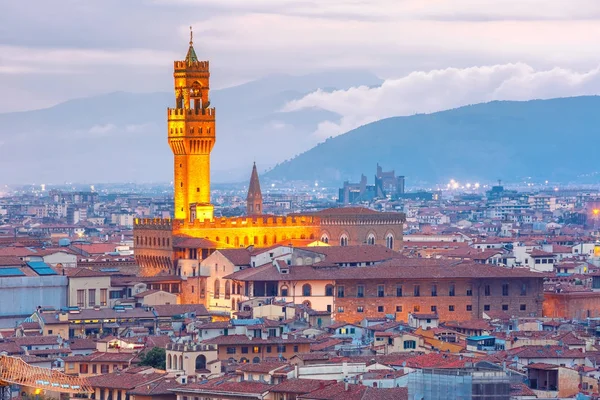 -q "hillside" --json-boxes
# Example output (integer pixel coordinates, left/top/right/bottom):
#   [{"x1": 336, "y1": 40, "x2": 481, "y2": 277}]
[
  {"x1": 265, "y1": 96, "x2": 600, "y2": 185},
  {"x1": 0, "y1": 70, "x2": 381, "y2": 184}
]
